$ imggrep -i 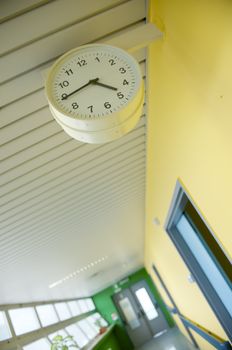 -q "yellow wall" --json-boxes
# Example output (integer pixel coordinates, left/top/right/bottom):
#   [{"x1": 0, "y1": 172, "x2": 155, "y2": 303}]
[{"x1": 145, "y1": 0, "x2": 232, "y2": 347}]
